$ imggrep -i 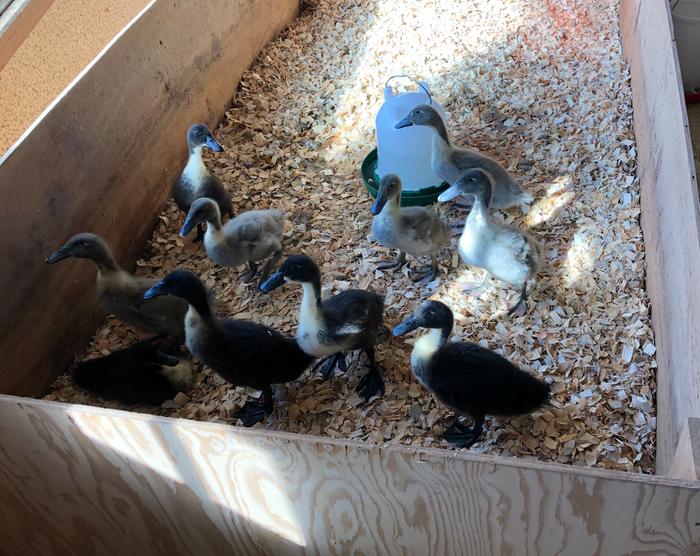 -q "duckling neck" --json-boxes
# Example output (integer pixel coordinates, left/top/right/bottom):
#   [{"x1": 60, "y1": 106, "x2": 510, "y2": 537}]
[
  {"x1": 92, "y1": 250, "x2": 119, "y2": 273},
  {"x1": 300, "y1": 279, "x2": 322, "y2": 321},
  {"x1": 184, "y1": 146, "x2": 207, "y2": 182},
  {"x1": 430, "y1": 118, "x2": 451, "y2": 145},
  {"x1": 411, "y1": 326, "x2": 450, "y2": 372},
  {"x1": 468, "y1": 194, "x2": 491, "y2": 224},
  {"x1": 384, "y1": 195, "x2": 402, "y2": 218}
]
